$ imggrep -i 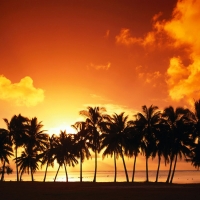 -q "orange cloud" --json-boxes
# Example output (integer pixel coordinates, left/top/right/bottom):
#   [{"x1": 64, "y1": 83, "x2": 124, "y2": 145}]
[
  {"x1": 116, "y1": 0, "x2": 200, "y2": 106},
  {"x1": 0, "y1": 75, "x2": 44, "y2": 106},
  {"x1": 87, "y1": 62, "x2": 111, "y2": 70},
  {"x1": 162, "y1": 0, "x2": 200, "y2": 105}
]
